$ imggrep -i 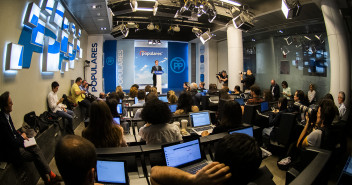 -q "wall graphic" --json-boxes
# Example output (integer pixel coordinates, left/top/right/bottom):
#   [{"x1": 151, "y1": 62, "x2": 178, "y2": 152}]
[{"x1": 134, "y1": 47, "x2": 168, "y2": 86}]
